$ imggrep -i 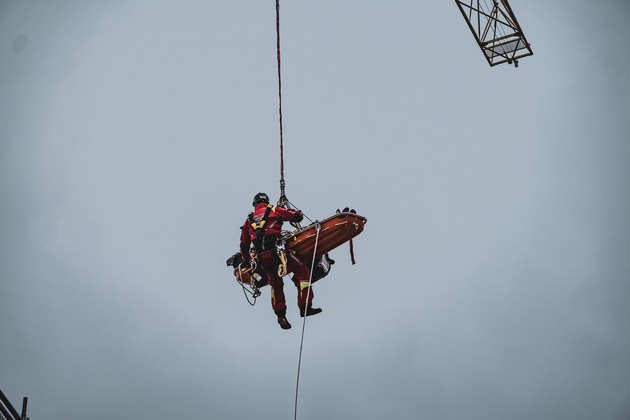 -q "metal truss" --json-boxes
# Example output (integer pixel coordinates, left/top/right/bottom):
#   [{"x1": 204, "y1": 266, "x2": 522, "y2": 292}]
[
  {"x1": 455, "y1": 0, "x2": 533, "y2": 67},
  {"x1": 0, "y1": 390, "x2": 28, "y2": 420}
]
